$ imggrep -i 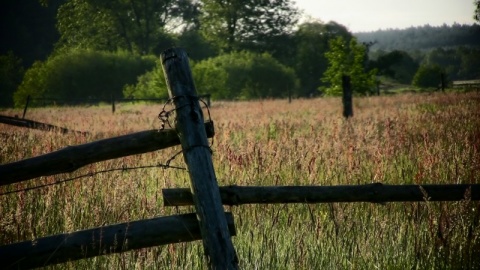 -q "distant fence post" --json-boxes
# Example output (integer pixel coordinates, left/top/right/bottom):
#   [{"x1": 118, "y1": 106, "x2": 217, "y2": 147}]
[
  {"x1": 376, "y1": 80, "x2": 380, "y2": 96},
  {"x1": 22, "y1": 95, "x2": 30, "y2": 119},
  {"x1": 111, "y1": 95, "x2": 116, "y2": 113},
  {"x1": 441, "y1": 73, "x2": 446, "y2": 92},
  {"x1": 160, "y1": 48, "x2": 238, "y2": 269},
  {"x1": 342, "y1": 75, "x2": 353, "y2": 118}
]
